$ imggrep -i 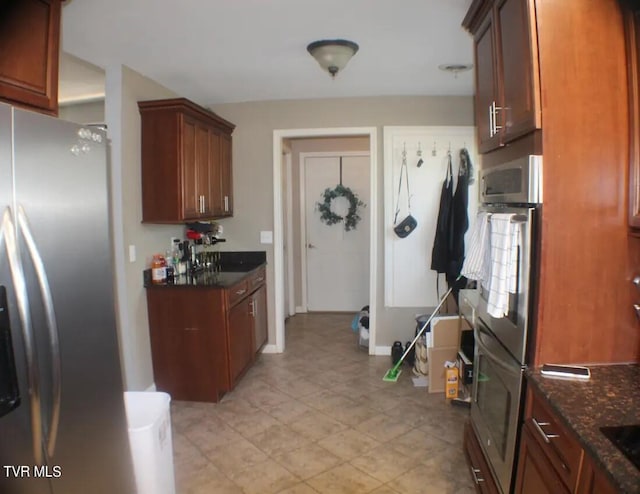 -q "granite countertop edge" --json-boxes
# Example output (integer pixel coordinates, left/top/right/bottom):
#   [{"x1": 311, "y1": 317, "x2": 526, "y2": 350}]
[
  {"x1": 144, "y1": 262, "x2": 267, "y2": 289},
  {"x1": 526, "y1": 364, "x2": 640, "y2": 494}
]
